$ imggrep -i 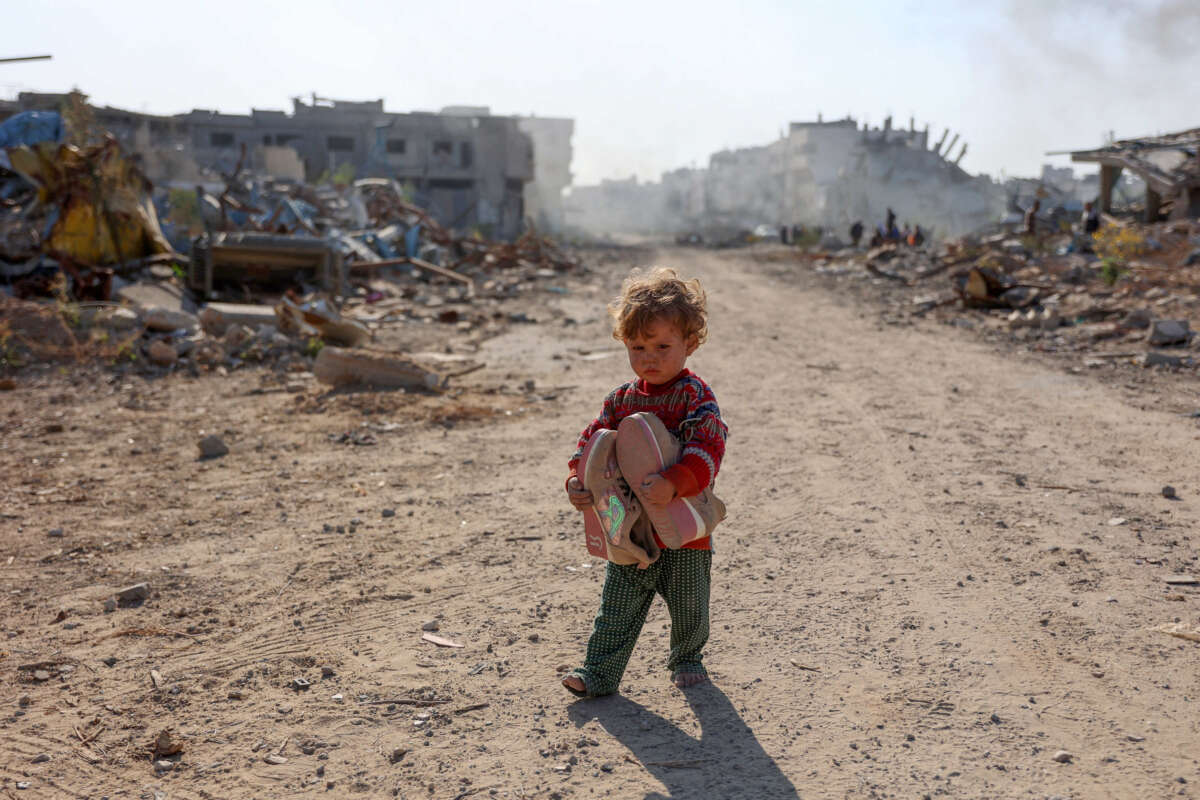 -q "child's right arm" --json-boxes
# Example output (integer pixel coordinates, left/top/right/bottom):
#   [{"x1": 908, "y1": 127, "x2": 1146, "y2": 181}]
[{"x1": 564, "y1": 388, "x2": 622, "y2": 509}]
